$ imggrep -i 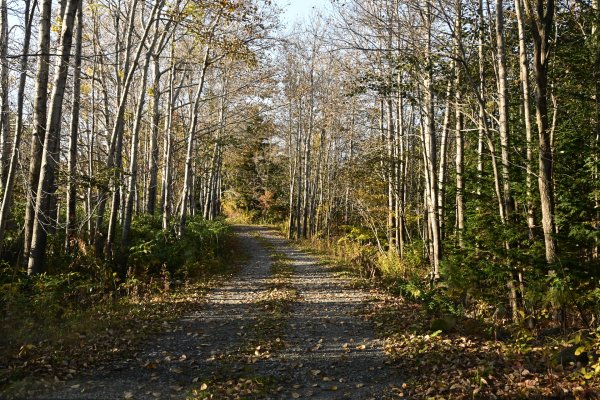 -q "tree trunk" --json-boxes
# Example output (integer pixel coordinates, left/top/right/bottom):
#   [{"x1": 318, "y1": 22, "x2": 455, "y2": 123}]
[
  {"x1": 287, "y1": 102, "x2": 296, "y2": 238},
  {"x1": 515, "y1": 0, "x2": 536, "y2": 238},
  {"x1": 593, "y1": 0, "x2": 600, "y2": 259},
  {"x1": 423, "y1": 1, "x2": 441, "y2": 281},
  {"x1": 302, "y1": 94, "x2": 314, "y2": 239},
  {"x1": 0, "y1": 0, "x2": 10, "y2": 188},
  {"x1": 204, "y1": 76, "x2": 227, "y2": 221},
  {"x1": 295, "y1": 104, "x2": 303, "y2": 239},
  {"x1": 161, "y1": 53, "x2": 177, "y2": 230},
  {"x1": 122, "y1": 48, "x2": 155, "y2": 246},
  {"x1": 496, "y1": 0, "x2": 513, "y2": 222},
  {"x1": 179, "y1": 45, "x2": 211, "y2": 236},
  {"x1": 65, "y1": 1, "x2": 83, "y2": 253},
  {"x1": 454, "y1": 0, "x2": 465, "y2": 246},
  {"x1": 28, "y1": 0, "x2": 81, "y2": 274},
  {"x1": 525, "y1": 0, "x2": 557, "y2": 265},
  {"x1": 0, "y1": 0, "x2": 35, "y2": 244},
  {"x1": 396, "y1": 75, "x2": 406, "y2": 257},
  {"x1": 146, "y1": 55, "x2": 161, "y2": 215},
  {"x1": 24, "y1": 0, "x2": 52, "y2": 266},
  {"x1": 476, "y1": 0, "x2": 485, "y2": 199},
  {"x1": 386, "y1": 97, "x2": 397, "y2": 248},
  {"x1": 437, "y1": 80, "x2": 452, "y2": 239}
]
